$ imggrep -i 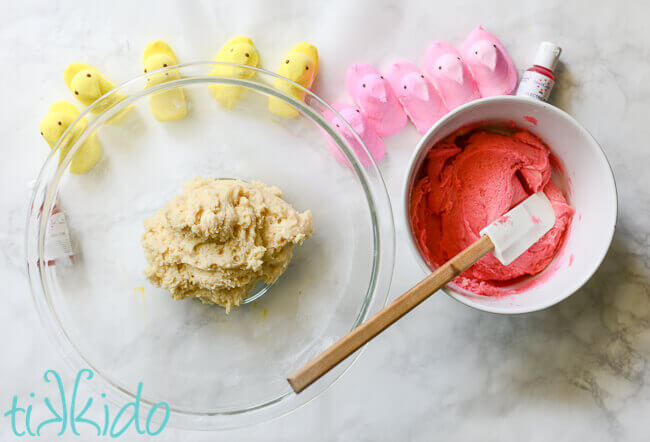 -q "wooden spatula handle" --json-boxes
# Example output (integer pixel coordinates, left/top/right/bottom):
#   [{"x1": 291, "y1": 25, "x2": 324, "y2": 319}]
[{"x1": 287, "y1": 235, "x2": 494, "y2": 393}]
